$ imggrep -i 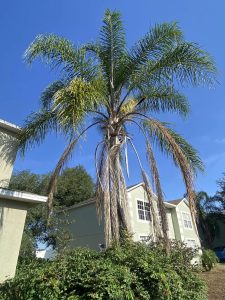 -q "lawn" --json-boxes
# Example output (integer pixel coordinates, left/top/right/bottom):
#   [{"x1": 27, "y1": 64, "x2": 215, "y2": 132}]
[{"x1": 200, "y1": 264, "x2": 225, "y2": 300}]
